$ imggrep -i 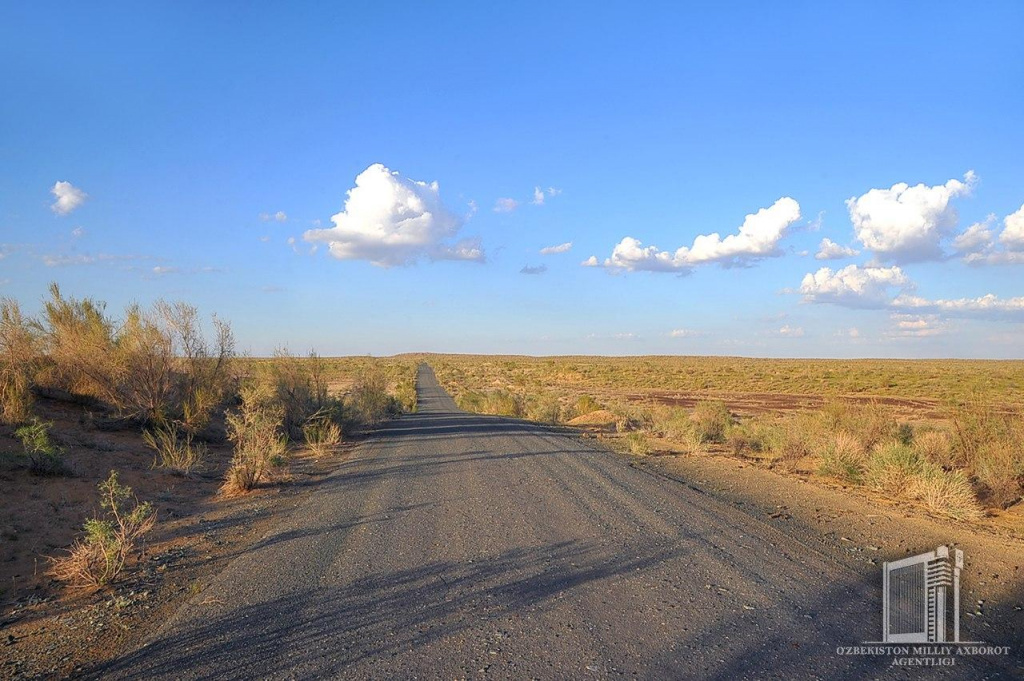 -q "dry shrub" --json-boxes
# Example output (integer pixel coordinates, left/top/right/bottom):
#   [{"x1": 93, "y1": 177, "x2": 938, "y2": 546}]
[
  {"x1": 303, "y1": 411, "x2": 342, "y2": 457},
  {"x1": 821, "y1": 399, "x2": 897, "y2": 451},
  {"x1": 914, "y1": 429, "x2": 954, "y2": 468},
  {"x1": 527, "y1": 394, "x2": 562, "y2": 424},
  {"x1": 0, "y1": 298, "x2": 40, "y2": 424},
  {"x1": 767, "y1": 412, "x2": 823, "y2": 463},
  {"x1": 650, "y1": 405, "x2": 693, "y2": 440},
  {"x1": 350, "y1": 366, "x2": 404, "y2": 423},
  {"x1": 37, "y1": 284, "x2": 235, "y2": 424},
  {"x1": 727, "y1": 417, "x2": 776, "y2": 459},
  {"x1": 973, "y1": 440, "x2": 1023, "y2": 509},
  {"x1": 909, "y1": 465, "x2": 984, "y2": 521},
  {"x1": 612, "y1": 403, "x2": 653, "y2": 433},
  {"x1": 142, "y1": 422, "x2": 207, "y2": 476},
  {"x1": 819, "y1": 431, "x2": 867, "y2": 483},
  {"x1": 49, "y1": 471, "x2": 155, "y2": 588},
  {"x1": 221, "y1": 384, "x2": 288, "y2": 495},
  {"x1": 690, "y1": 400, "x2": 732, "y2": 444},
  {"x1": 38, "y1": 283, "x2": 121, "y2": 405}
]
